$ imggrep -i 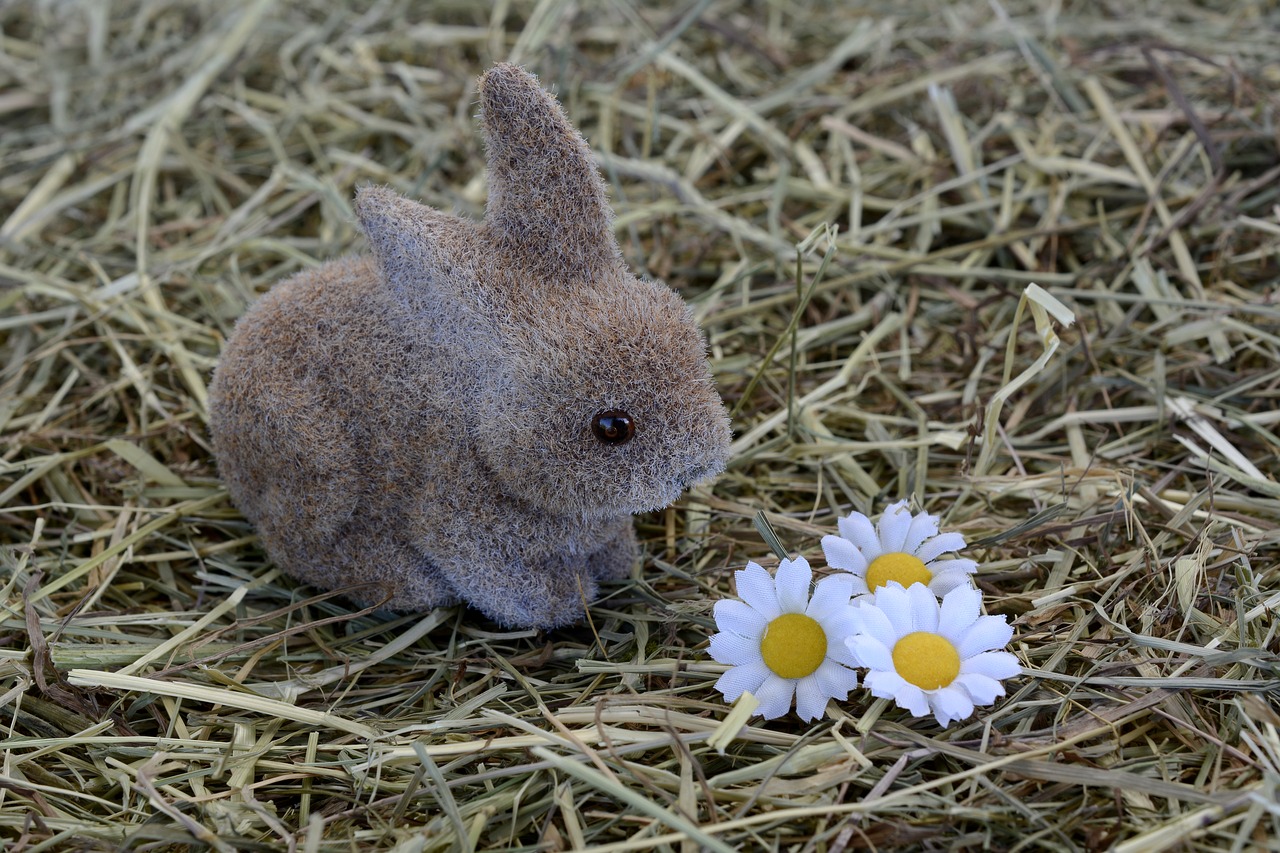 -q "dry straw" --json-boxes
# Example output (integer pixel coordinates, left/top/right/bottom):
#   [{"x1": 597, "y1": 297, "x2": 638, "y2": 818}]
[{"x1": 3, "y1": 1, "x2": 1280, "y2": 850}]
